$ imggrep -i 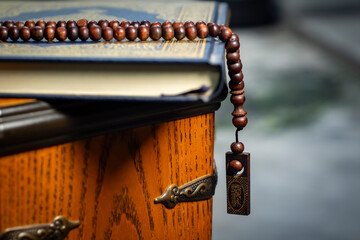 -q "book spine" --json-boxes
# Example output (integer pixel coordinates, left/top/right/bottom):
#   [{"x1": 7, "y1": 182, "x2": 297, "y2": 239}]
[{"x1": 207, "y1": 2, "x2": 229, "y2": 103}]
